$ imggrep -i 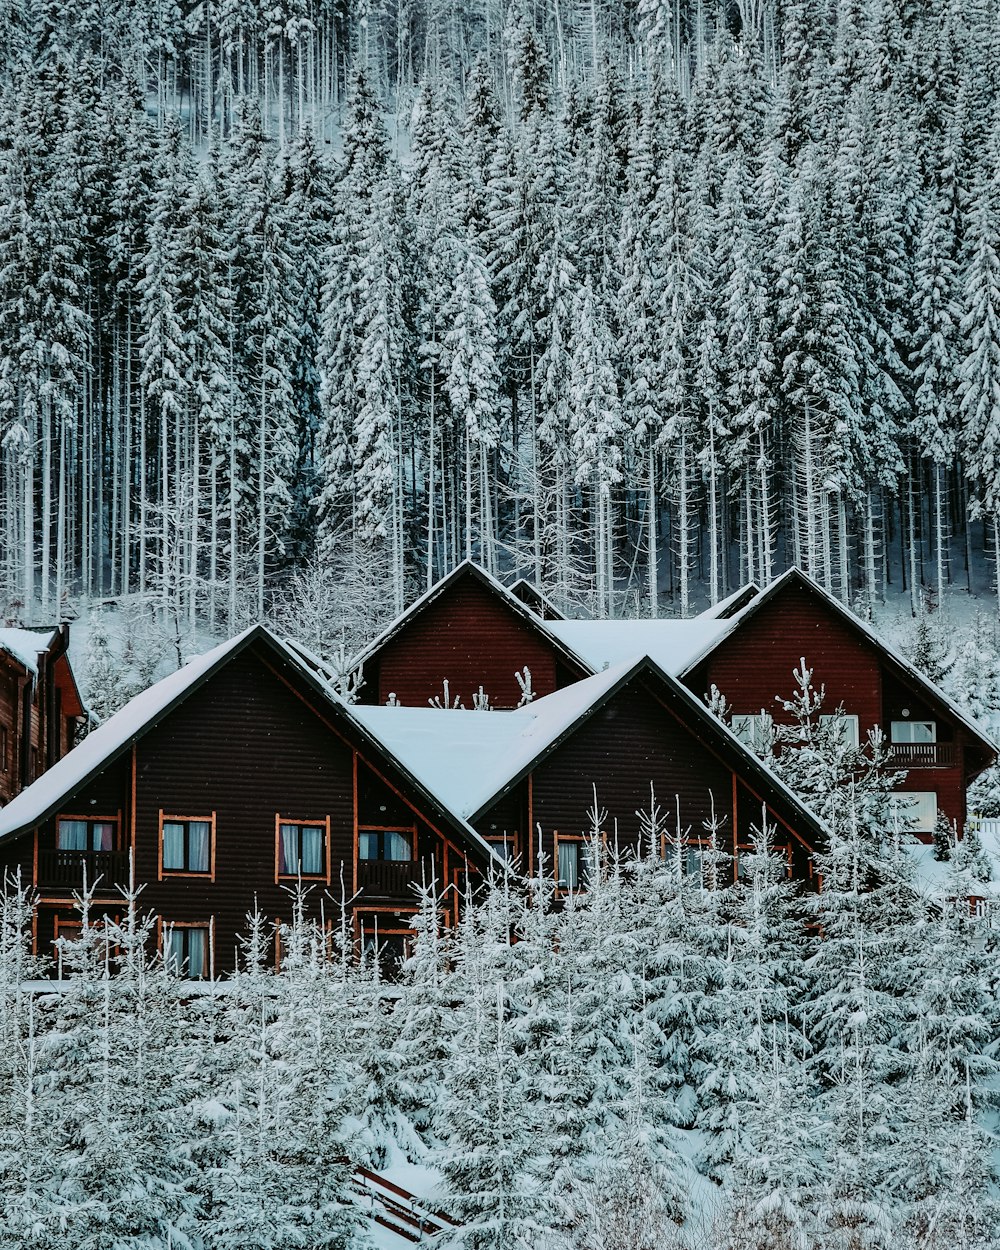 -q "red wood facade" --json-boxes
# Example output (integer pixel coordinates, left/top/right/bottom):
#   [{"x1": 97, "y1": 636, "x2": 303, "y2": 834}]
[
  {"x1": 0, "y1": 626, "x2": 84, "y2": 805},
  {"x1": 682, "y1": 574, "x2": 994, "y2": 835},
  {"x1": 0, "y1": 633, "x2": 491, "y2": 975},
  {"x1": 355, "y1": 564, "x2": 588, "y2": 709}
]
